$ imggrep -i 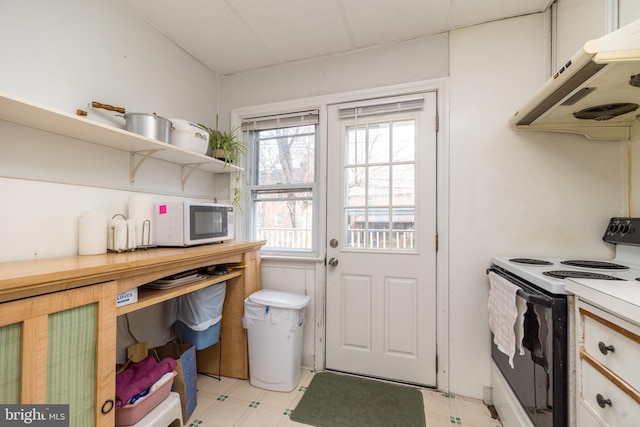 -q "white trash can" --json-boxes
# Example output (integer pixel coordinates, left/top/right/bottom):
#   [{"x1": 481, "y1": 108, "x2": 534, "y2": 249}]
[{"x1": 242, "y1": 290, "x2": 311, "y2": 392}]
